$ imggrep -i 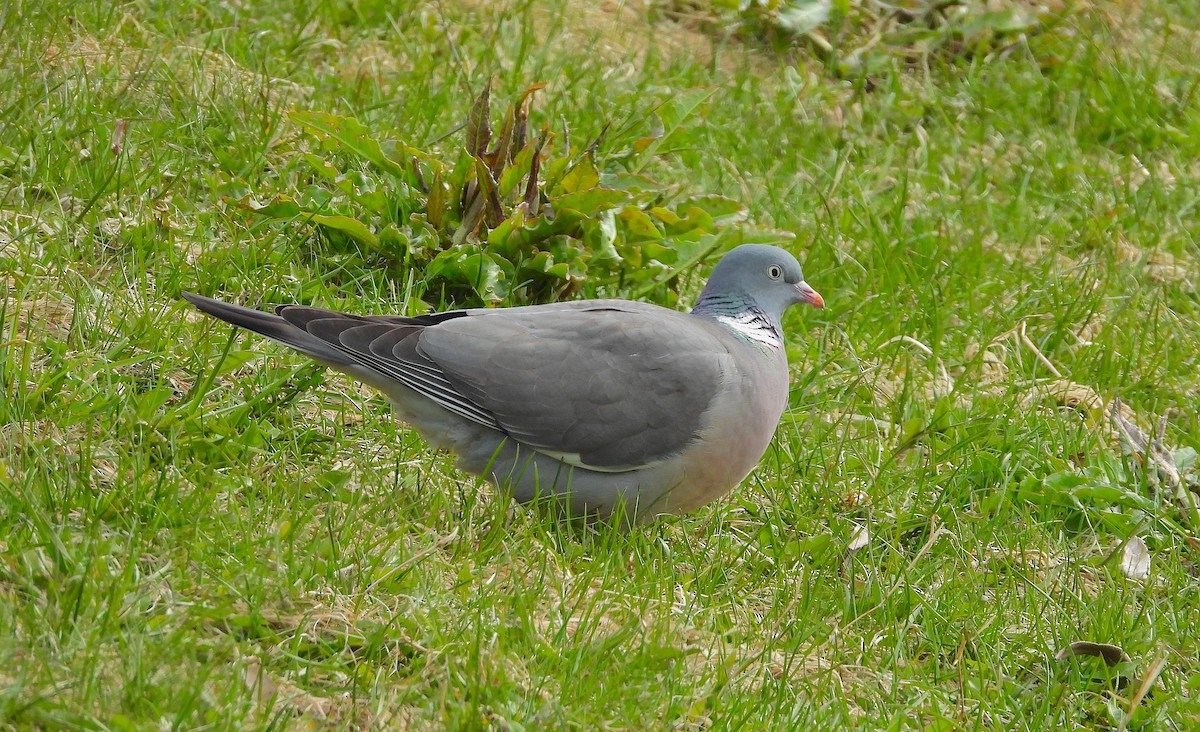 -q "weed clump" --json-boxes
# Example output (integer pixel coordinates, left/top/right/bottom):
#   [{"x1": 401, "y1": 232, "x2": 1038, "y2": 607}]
[{"x1": 241, "y1": 83, "x2": 794, "y2": 308}]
